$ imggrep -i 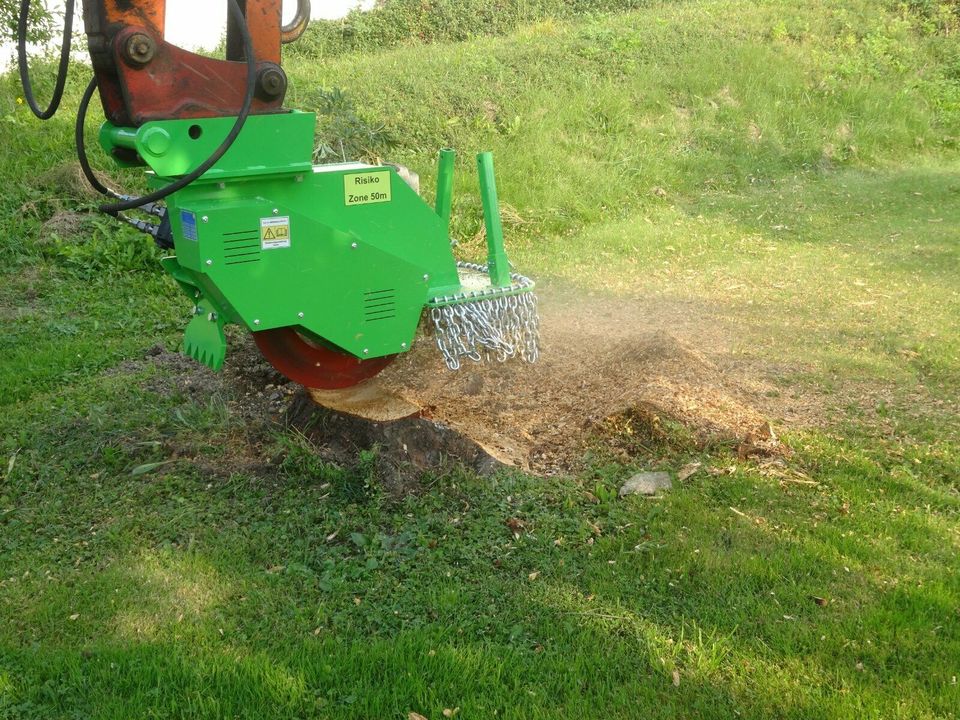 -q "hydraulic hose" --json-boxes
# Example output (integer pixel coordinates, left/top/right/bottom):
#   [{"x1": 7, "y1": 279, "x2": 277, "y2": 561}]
[
  {"x1": 76, "y1": 76, "x2": 122, "y2": 199},
  {"x1": 17, "y1": 0, "x2": 76, "y2": 120}
]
